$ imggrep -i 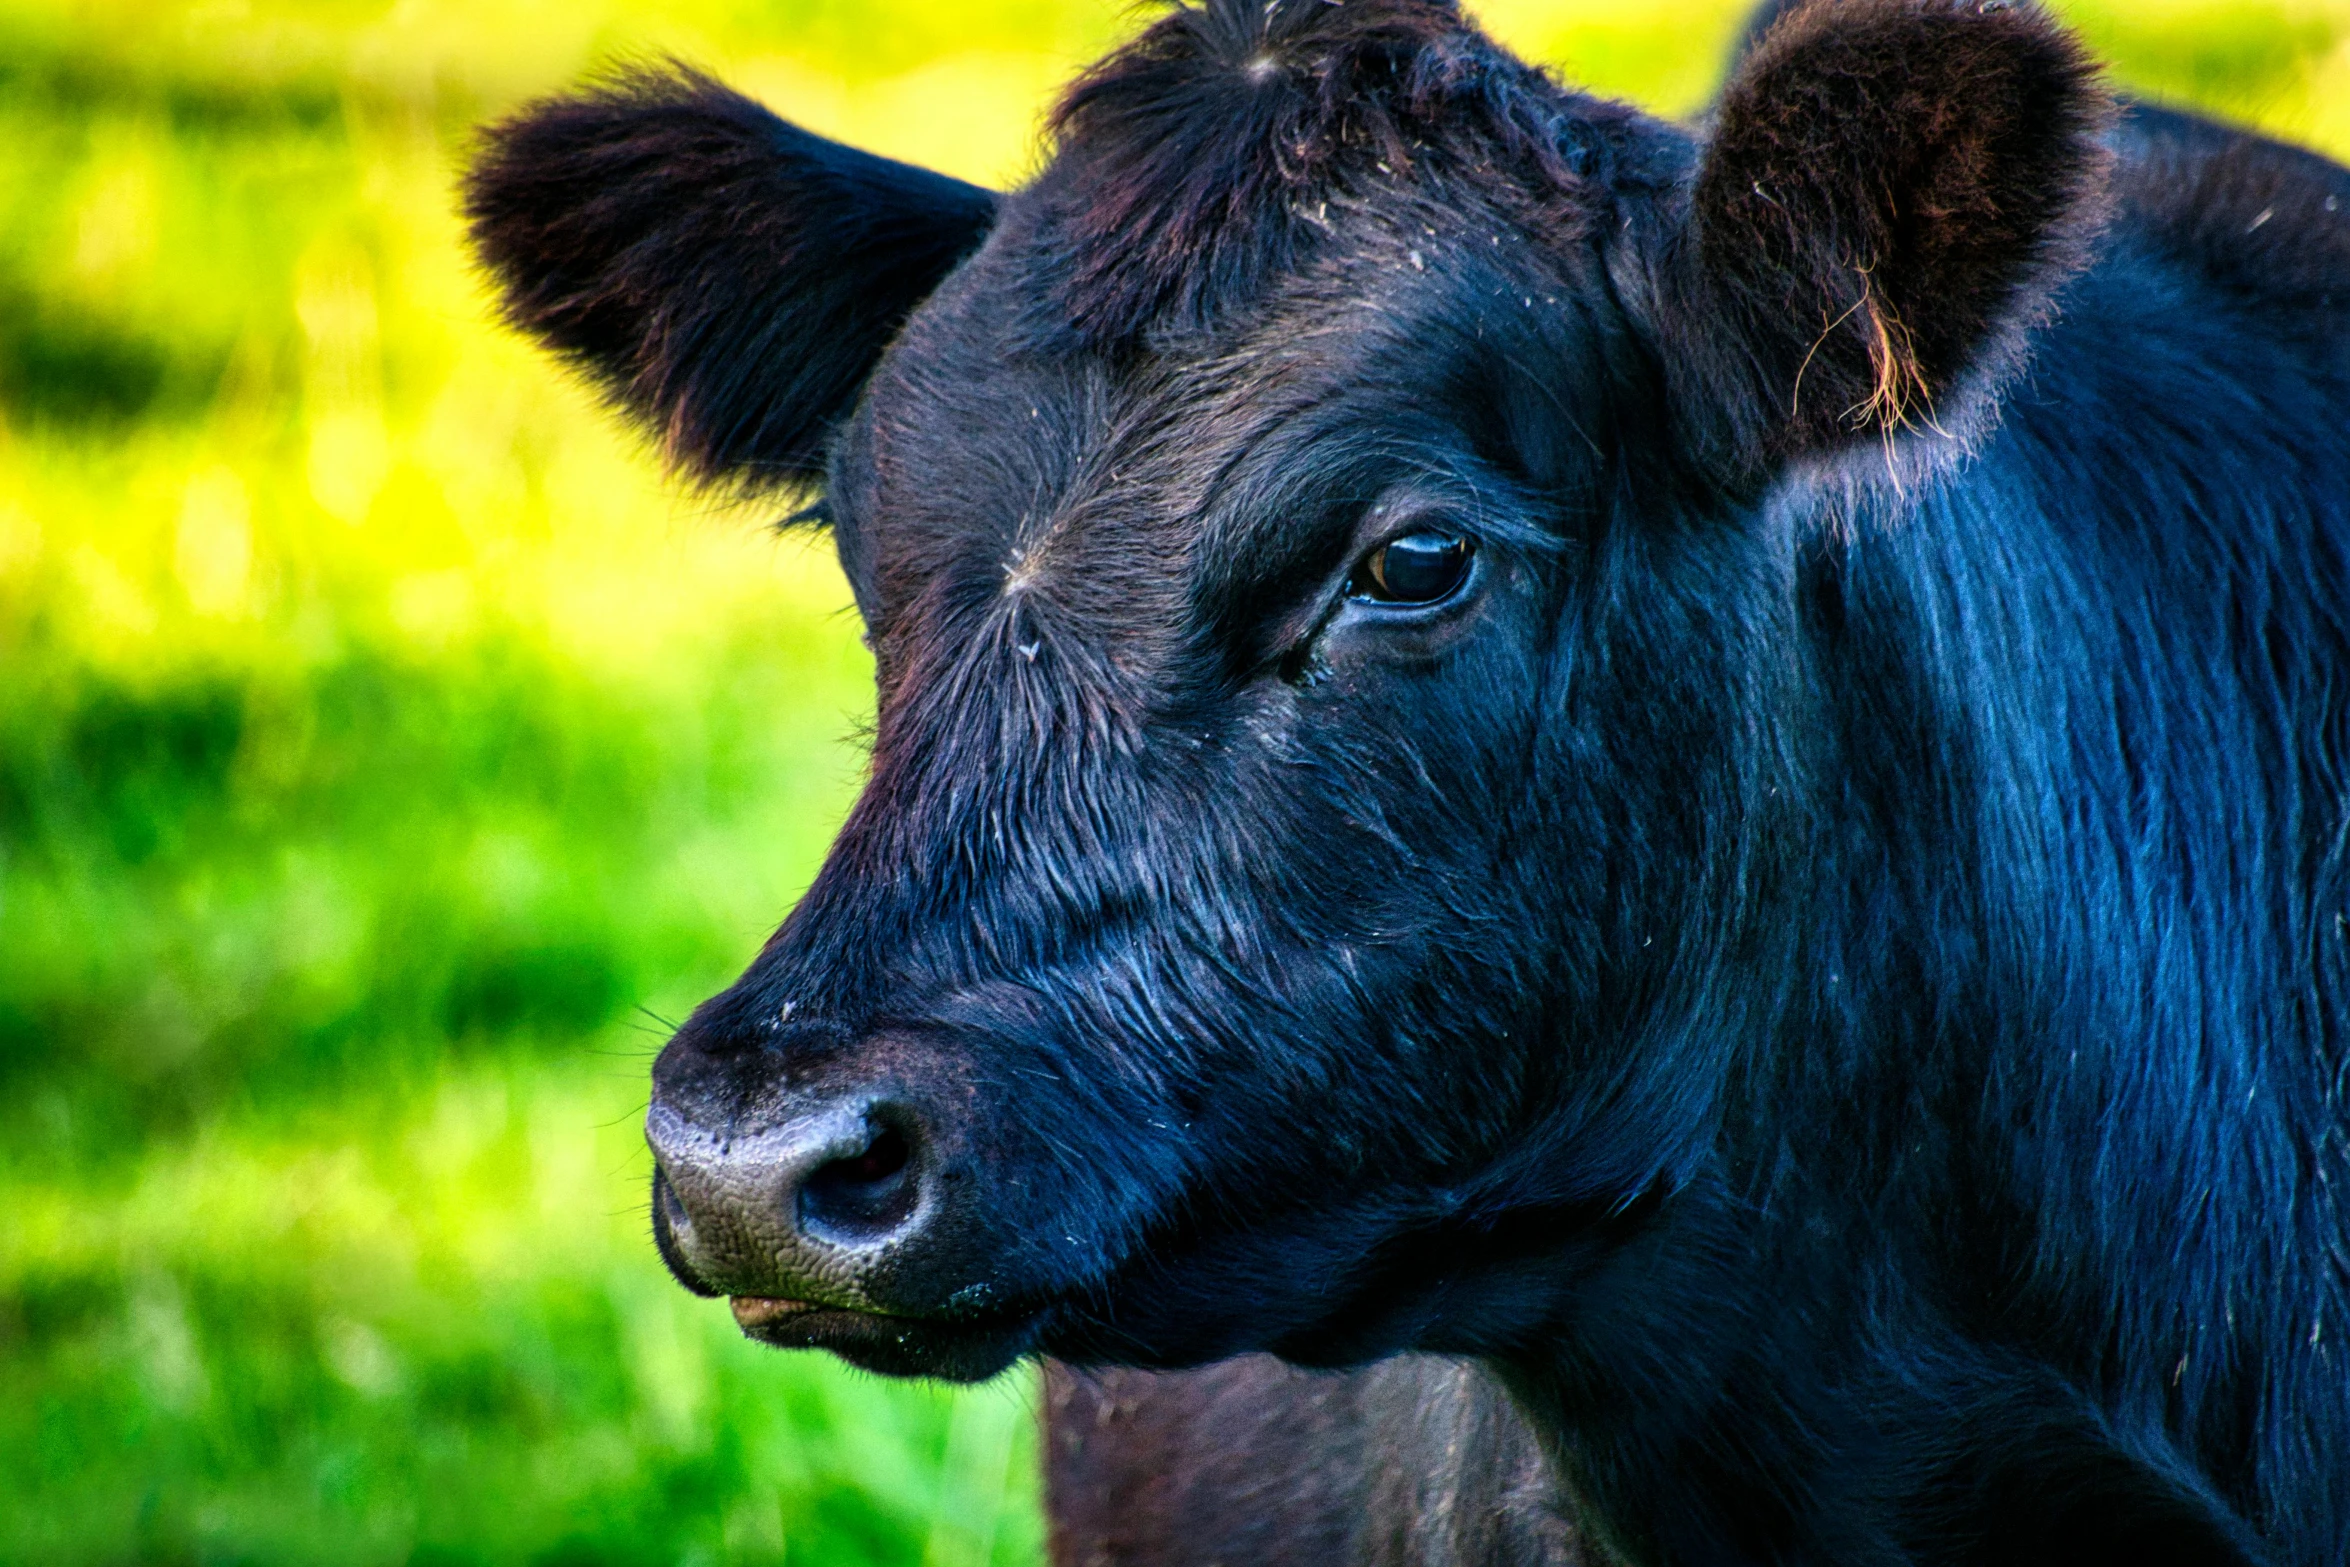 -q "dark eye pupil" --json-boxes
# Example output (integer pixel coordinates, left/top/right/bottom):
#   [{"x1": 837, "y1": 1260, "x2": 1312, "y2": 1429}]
[{"x1": 1360, "y1": 533, "x2": 1471, "y2": 604}]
